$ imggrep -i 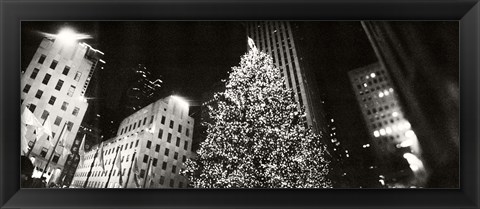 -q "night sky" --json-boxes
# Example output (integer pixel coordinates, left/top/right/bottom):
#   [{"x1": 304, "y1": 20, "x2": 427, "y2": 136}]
[{"x1": 22, "y1": 21, "x2": 380, "y2": 186}]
